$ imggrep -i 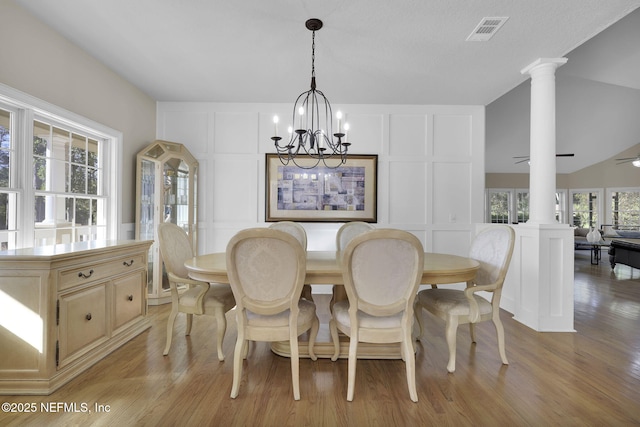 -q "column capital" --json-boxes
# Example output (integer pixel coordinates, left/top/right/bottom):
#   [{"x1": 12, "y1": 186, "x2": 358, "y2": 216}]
[{"x1": 520, "y1": 58, "x2": 567, "y2": 76}]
